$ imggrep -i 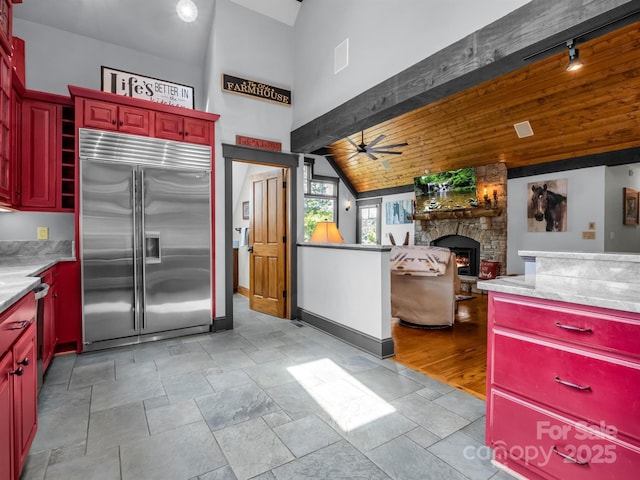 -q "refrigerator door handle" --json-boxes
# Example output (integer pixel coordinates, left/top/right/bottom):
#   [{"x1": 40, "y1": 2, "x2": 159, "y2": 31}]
[
  {"x1": 131, "y1": 169, "x2": 140, "y2": 331},
  {"x1": 140, "y1": 169, "x2": 147, "y2": 330}
]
